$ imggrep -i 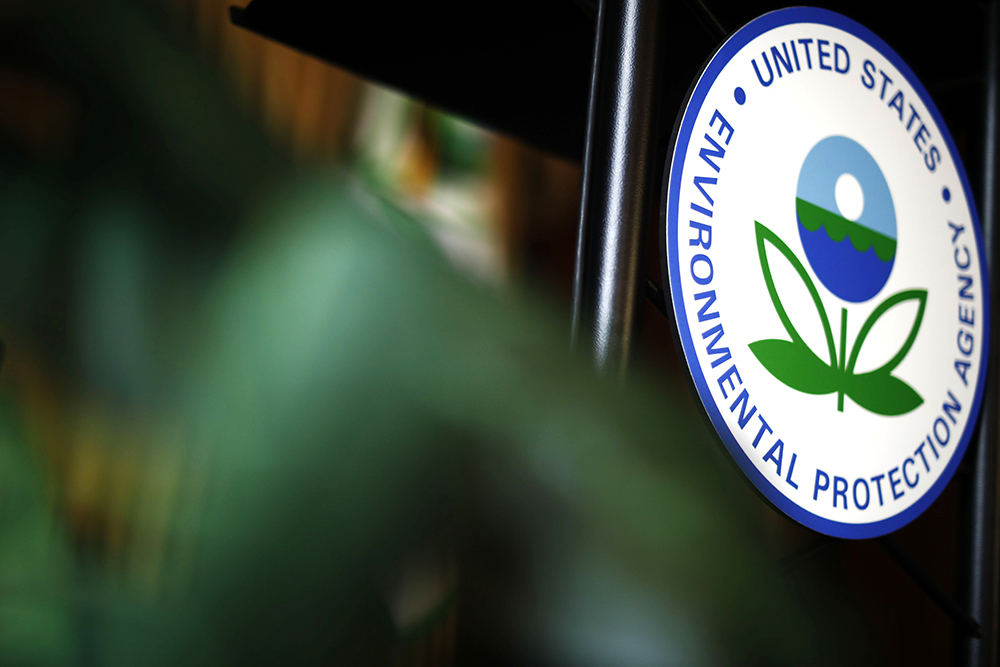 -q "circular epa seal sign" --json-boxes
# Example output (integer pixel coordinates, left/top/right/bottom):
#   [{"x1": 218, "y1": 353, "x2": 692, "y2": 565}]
[{"x1": 662, "y1": 7, "x2": 990, "y2": 538}]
